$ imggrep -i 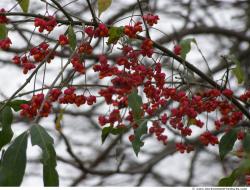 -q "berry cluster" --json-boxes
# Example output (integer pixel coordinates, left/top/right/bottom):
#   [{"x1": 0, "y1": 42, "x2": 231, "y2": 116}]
[
  {"x1": 142, "y1": 13, "x2": 159, "y2": 26},
  {"x1": 0, "y1": 37, "x2": 11, "y2": 50},
  {"x1": 98, "y1": 109, "x2": 122, "y2": 126},
  {"x1": 176, "y1": 143, "x2": 194, "y2": 153},
  {"x1": 199, "y1": 131, "x2": 218, "y2": 146},
  {"x1": 34, "y1": 16, "x2": 57, "y2": 33},
  {"x1": 6, "y1": 10, "x2": 250, "y2": 156},
  {"x1": 124, "y1": 22, "x2": 143, "y2": 38},
  {"x1": 240, "y1": 90, "x2": 250, "y2": 102},
  {"x1": 71, "y1": 55, "x2": 85, "y2": 74},
  {"x1": 20, "y1": 87, "x2": 97, "y2": 119},
  {"x1": 84, "y1": 23, "x2": 109, "y2": 38},
  {"x1": 58, "y1": 87, "x2": 96, "y2": 106},
  {"x1": 58, "y1": 34, "x2": 69, "y2": 46},
  {"x1": 149, "y1": 121, "x2": 168, "y2": 145},
  {"x1": 0, "y1": 8, "x2": 8, "y2": 23},
  {"x1": 12, "y1": 42, "x2": 55, "y2": 74},
  {"x1": 20, "y1": 93, "x2": 51, "y2": 118}
]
